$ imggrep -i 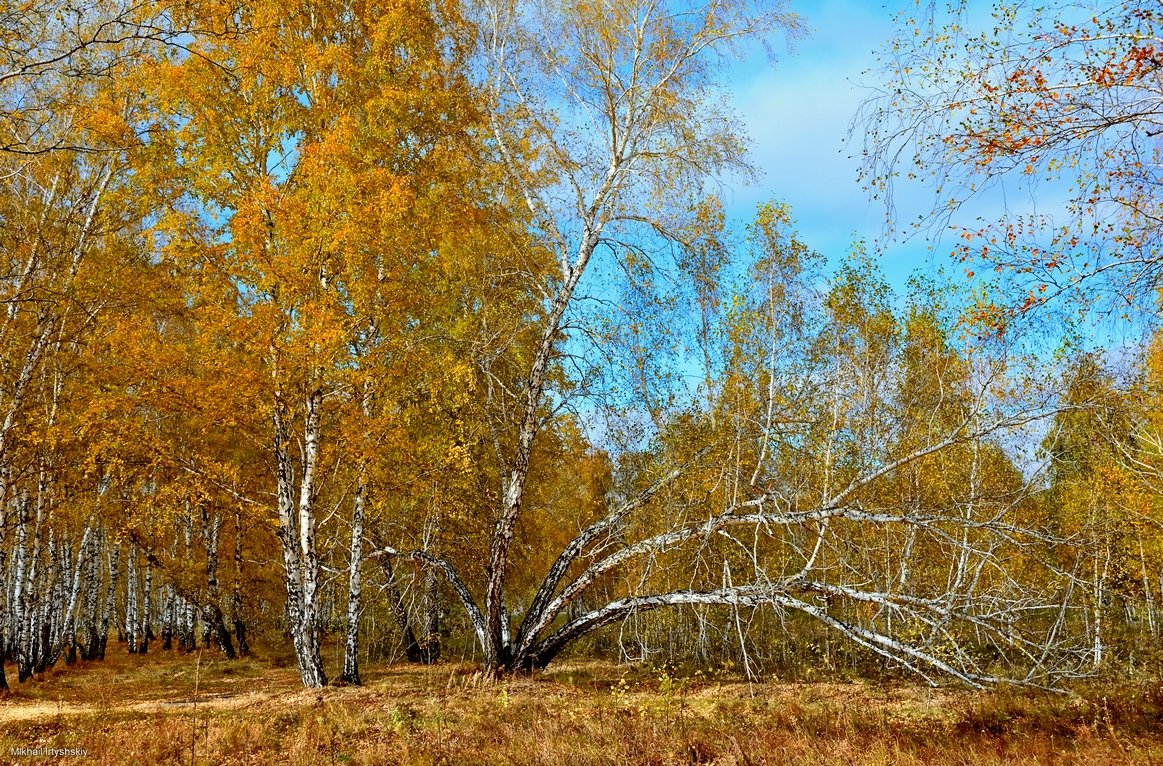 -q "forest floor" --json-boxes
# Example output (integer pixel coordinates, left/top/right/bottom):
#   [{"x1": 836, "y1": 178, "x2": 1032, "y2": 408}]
[{"x1": 0, "y1": 648, "x2": 1161, "y2": 765}]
